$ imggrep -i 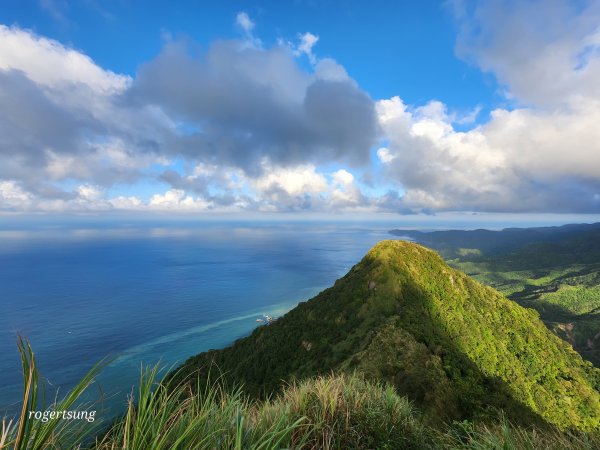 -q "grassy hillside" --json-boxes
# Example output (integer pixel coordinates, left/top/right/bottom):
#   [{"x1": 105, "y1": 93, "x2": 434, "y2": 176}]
[
  {"x1": 89, "y1": 371, "x2": 600, "y2": 449},
  {"x1": 7, "y1": 341, "x2": 600, "y2": 449},
  {"x1": 406, "y1": 225, "x2": 600, "y2": 366},
  {"x1": 175, "y1": 240, "x2": 600, "y2": 431},
  {"x1": 7, "y1": 240, "x2": 600, "y2": 448}
]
